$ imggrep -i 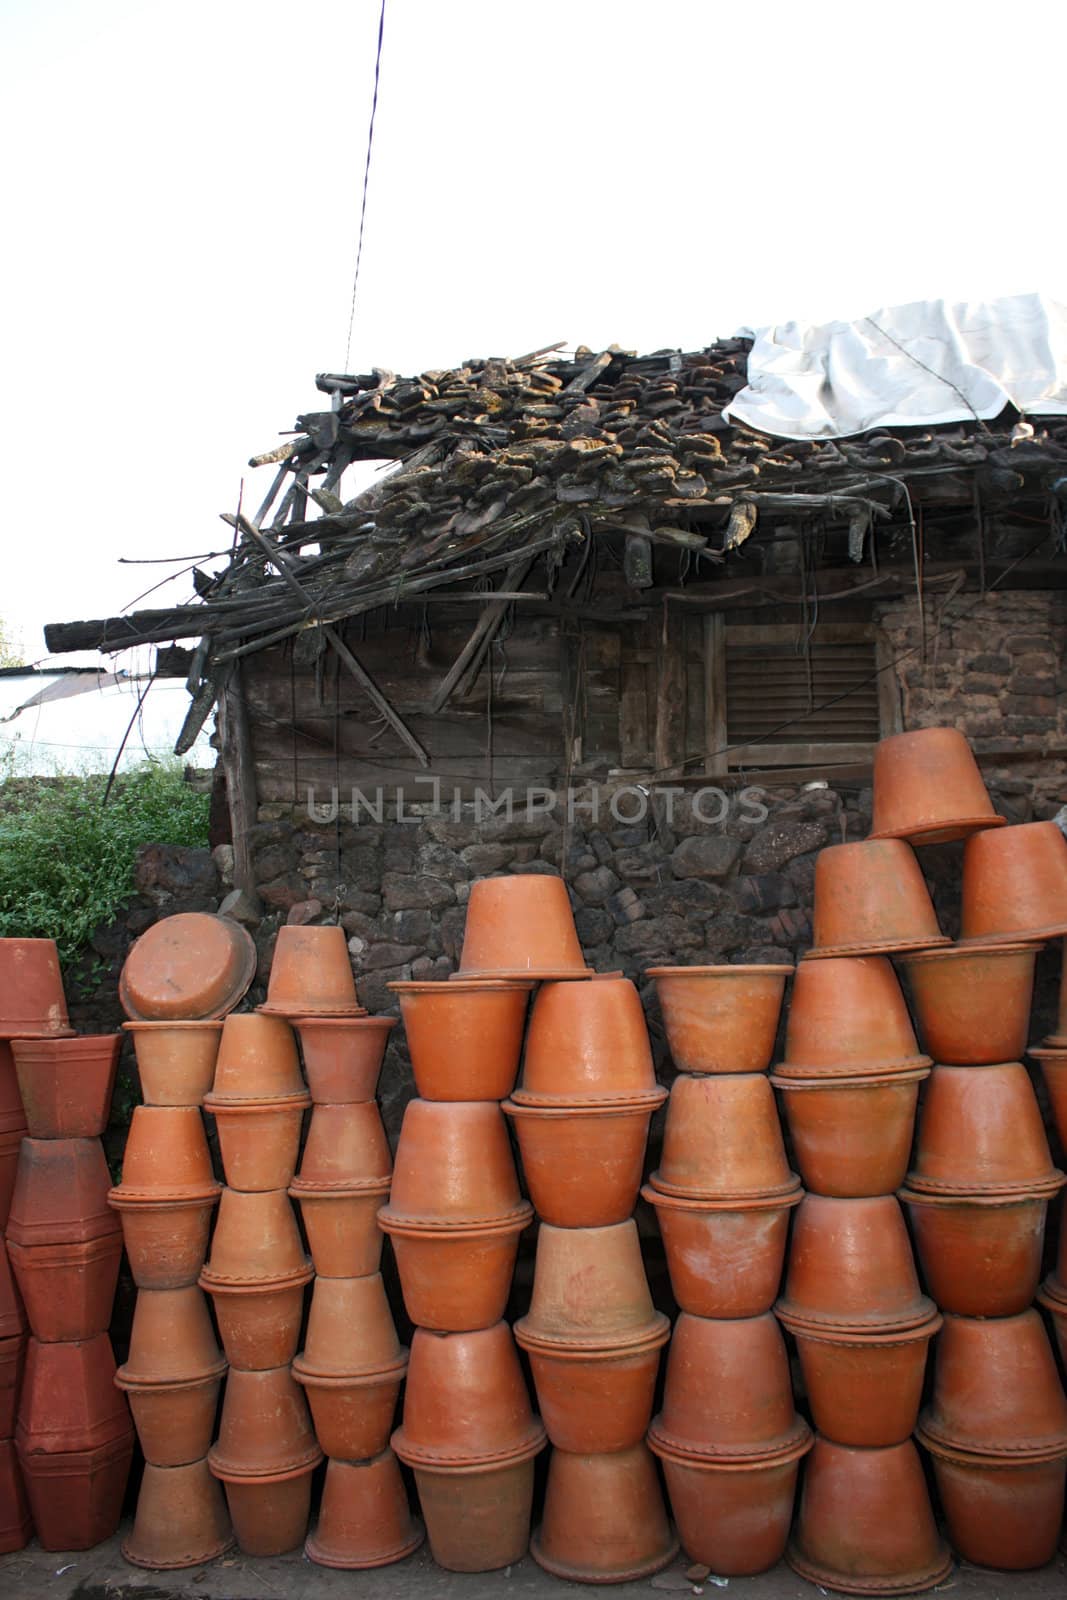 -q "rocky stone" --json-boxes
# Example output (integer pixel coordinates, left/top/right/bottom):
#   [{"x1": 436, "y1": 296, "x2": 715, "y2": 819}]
[
  {"x1": 418, "y1": 842, "x2": 471, "y2": 880},
  {"x1": 257, "y1": 873, "x2": 309, "y2": 910},
  {"x1": 589, "y1": 832, "x2": 615, "y2": 865},
  {"x1": 671, "y1": 835, "x2": 742, "y2": 881},
  {"x1": 285, "y1": 898, "x2": 323, "y2": 926},
  {"x1": 742, "y1": 821, "x2": 826, "y2": 874},
  {"x1": 135, "y1": 844, "x2": 219, "y2": 906},
  {"x1": 386, "y1": 909, "x2": 434, "y2": 944},
  {"x1": 614, "y1": 845, "x2": 667, "y2": 884},
  {"x1": 362, "y1": 942, "x2": 423, "y2": 970},
  {"x1": 508, "y1": 859, "x2": 561, "y2": 875},
  {"x1": 460, "y1": 843, "x2": 513, "y2": 874},
  {"x1": 381, "y1": 872, "x2": 456, "y2": 912},
  {"x1": 251, "y1": 845, "x2": 292, "y2": 883},
  {"x1": 703, "y1": 911, "x2": 766, "y2": 957},
  {"x1": 573, "y1": 866, "x2": 620, "y2": 904},
  {"x1": 212, "y1": 844, "x2": 235, "y2": 887},
  {"x1": 438, "y1": 905, "x2": 468, "y2": 962},
  {"x1": 607, "y1": 887, "x2": 645, "y2": 924},
  {"x1": 384, "y1": 838, "x2": 417, "y2": 872},
  {"x1": 340, "y1": 887, "x2": 382, "y2": 916},
  {"x1": 735, "y1": 874, "x2": 798, "y2": 914},
  {"x1": 574, "y1": 907, "x2": 613, "y2": 946},
  {"x1": 614, "y1": 915, "x2": 703, "y2": 955},
  {"x1": 641, "y1": 880, "x2": 729, "y2": 919}
]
